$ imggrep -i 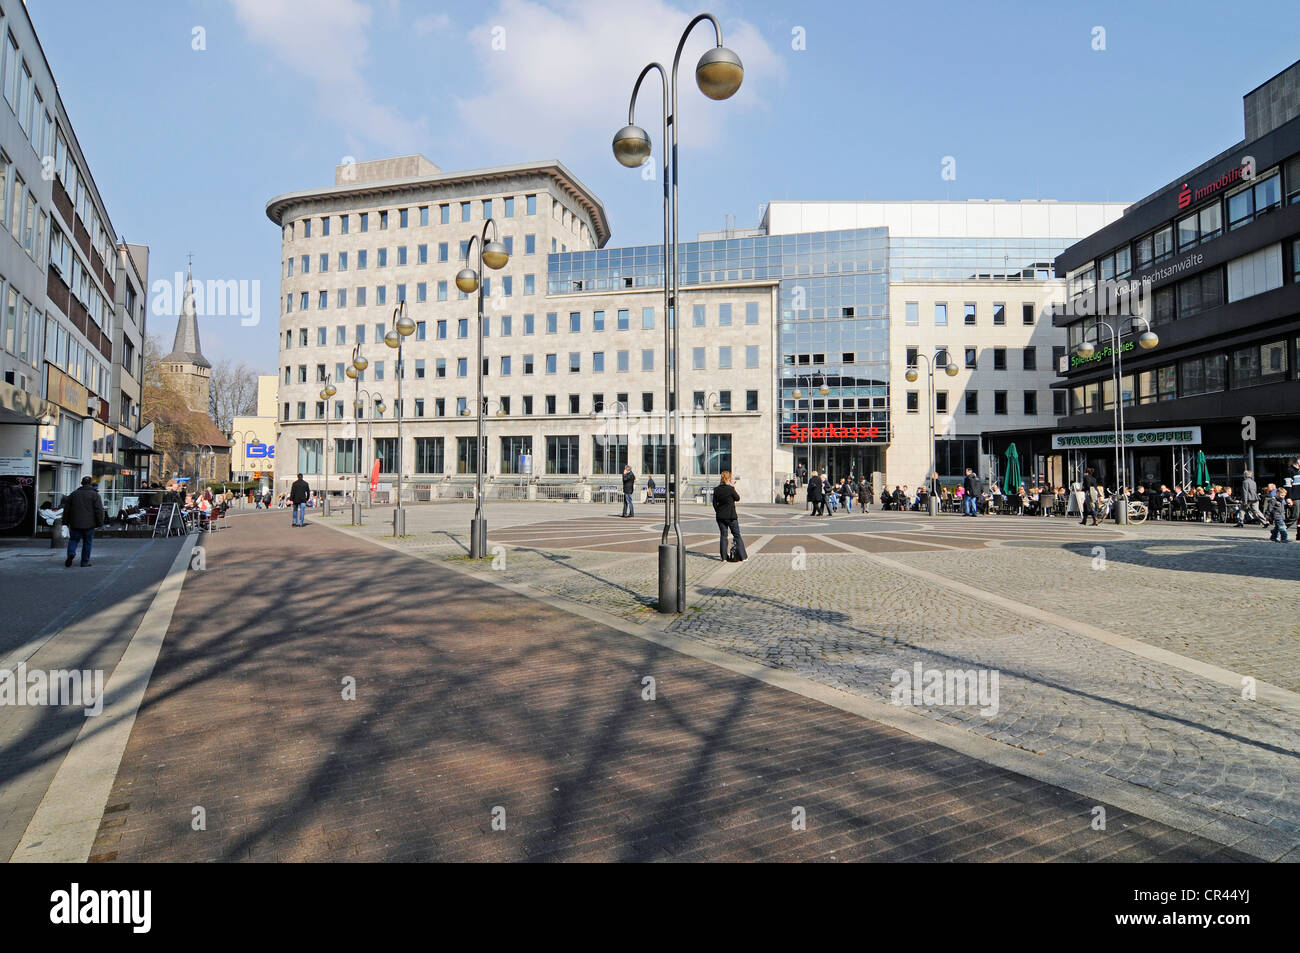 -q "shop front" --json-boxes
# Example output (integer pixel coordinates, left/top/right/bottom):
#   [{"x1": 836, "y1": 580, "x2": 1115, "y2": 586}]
[{"x1": 1050, "y1": 425, "x2": 1204, "y2": 491}]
